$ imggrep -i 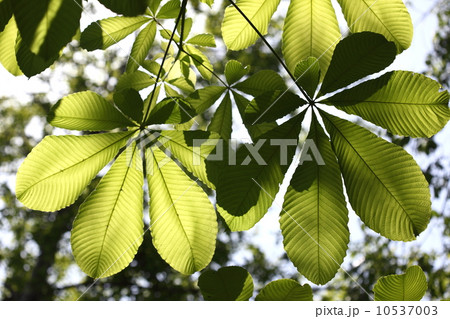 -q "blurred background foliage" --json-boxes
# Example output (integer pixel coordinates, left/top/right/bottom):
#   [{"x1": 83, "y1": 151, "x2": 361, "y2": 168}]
[{"x1": 0, "y1": 0, "x2": 448, "y2": 300}]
